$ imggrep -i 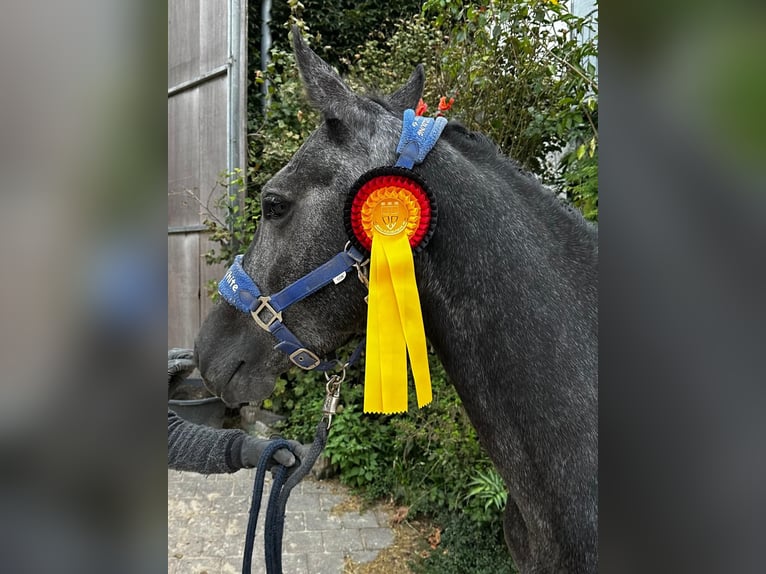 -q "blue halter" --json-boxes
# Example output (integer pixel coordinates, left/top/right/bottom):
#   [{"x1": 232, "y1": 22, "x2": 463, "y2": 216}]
[
  {"x1": 218, "y1": 246, "x2": 367, "y2": 371},
  {"x1": 217, "y1": 109, "x2": 447, "y2": 371}
]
